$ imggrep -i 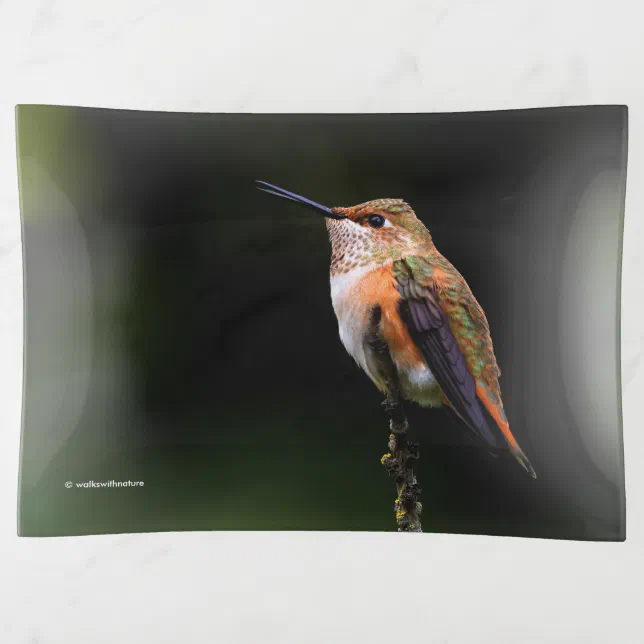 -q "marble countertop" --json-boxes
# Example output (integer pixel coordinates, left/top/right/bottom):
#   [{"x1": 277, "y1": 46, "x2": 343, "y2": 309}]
[{"x1": 1, "y1": 1, "x2": 643, "y2": 642}]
